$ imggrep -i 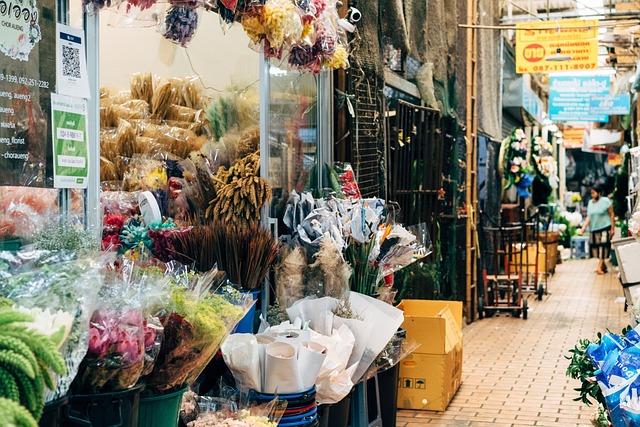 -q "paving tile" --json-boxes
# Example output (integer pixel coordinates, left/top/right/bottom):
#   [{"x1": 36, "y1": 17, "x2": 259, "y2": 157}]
[{"x1": 396, "y1": 258, "x2": 626, "y2": 426}]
